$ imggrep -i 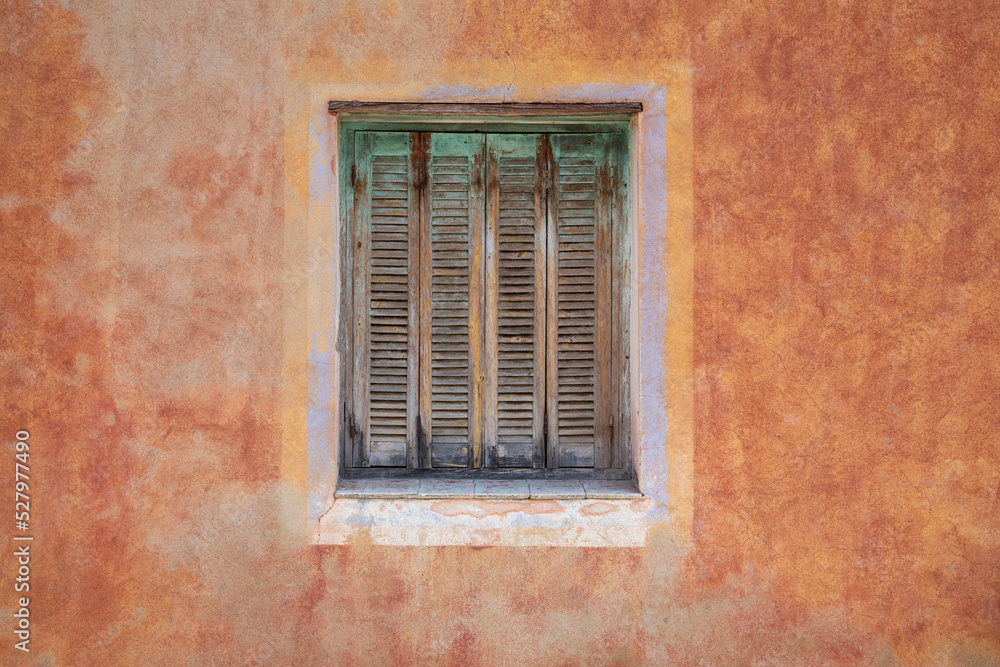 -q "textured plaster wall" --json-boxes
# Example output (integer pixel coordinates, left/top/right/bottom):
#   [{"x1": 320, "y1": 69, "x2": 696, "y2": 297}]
[{"x1": 1, "y1": 0, "x2": 998, "y2": 664}]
